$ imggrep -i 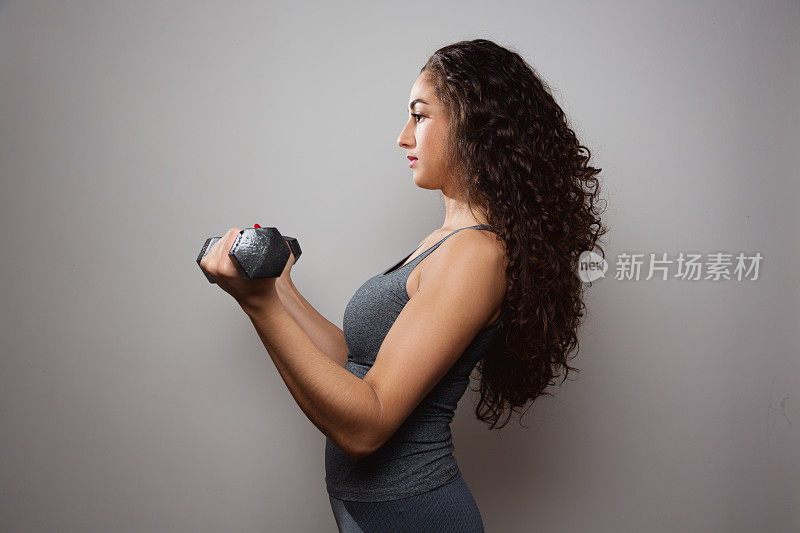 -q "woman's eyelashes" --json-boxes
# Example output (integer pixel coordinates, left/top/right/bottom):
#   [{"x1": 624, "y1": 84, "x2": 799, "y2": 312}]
[{"x1": 411, "y1": 113, "x2": 425, "y2": 124}]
